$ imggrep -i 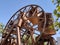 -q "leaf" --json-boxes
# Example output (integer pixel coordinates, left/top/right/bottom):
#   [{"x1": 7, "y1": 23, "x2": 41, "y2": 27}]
[
  {"x1": 54, "y1": 9, "x2": 57, "y2": 15},
  {"x1": 58, "y1": 22, "x2": 60, "y2": 28},
  {"x1": 49, "y1": 25, "x2": 54, "y2": 29},
  {"x1": 57, "y1": 6, "x2": 60, "y2": 12},
  {"x1": 56, "y1": 29, "x2": 59, "y2": 31},
  {"x1": 0, "y1": 23, "x2": 4, "y2": 33},
  {"x1": 52, "y1": 0, "x2": 60, "y2": 31},
  {"x1": 56, "y1": 13, "x2": 60, "y2": 17},
  {"x1": 56, "y1": 18, "x2": 59, "y2": 21},
  {"x1": 57, "y1": 0, "x2": 60, "y2": 4},
  {"x1": 52, "y1": 0, "x2": 54, "y2": 3}
]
